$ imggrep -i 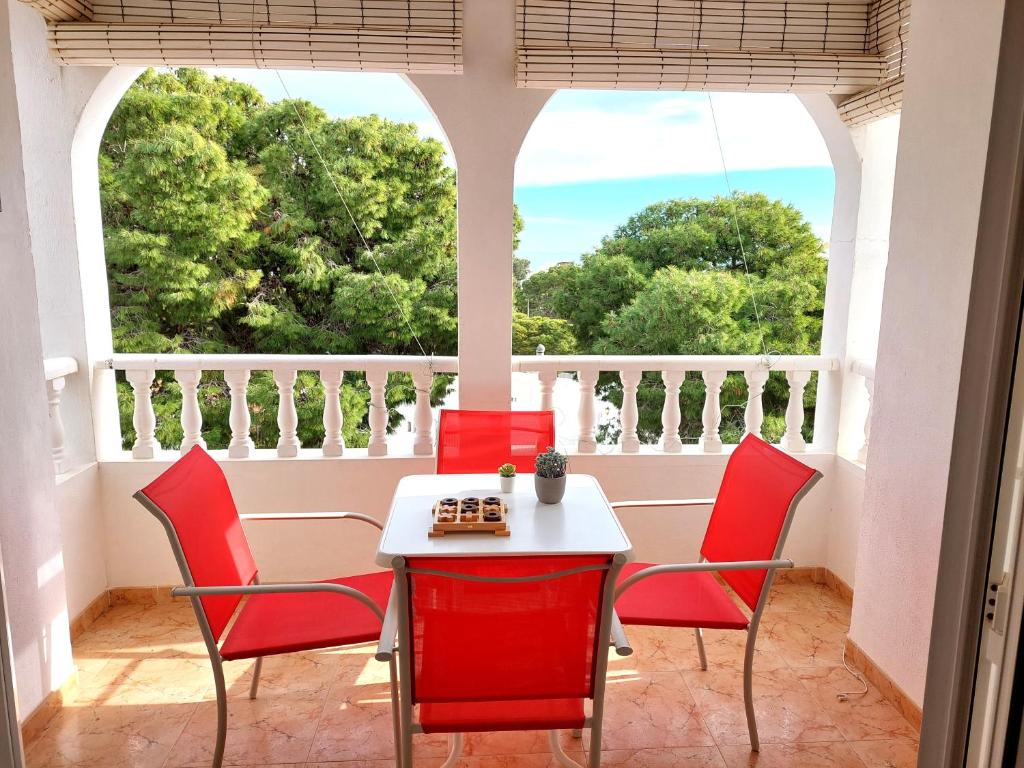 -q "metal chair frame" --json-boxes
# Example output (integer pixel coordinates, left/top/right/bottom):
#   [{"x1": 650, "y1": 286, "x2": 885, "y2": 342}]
[
  {"x1": 134, "y1": 492, "x2": 400, "y2": 768},
  {"x1": 612, "y1": 469, "x2": 822, "y2": 751},
  {"x1": 376, "y1": 553, "x2": 630, "y2": 768}
]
